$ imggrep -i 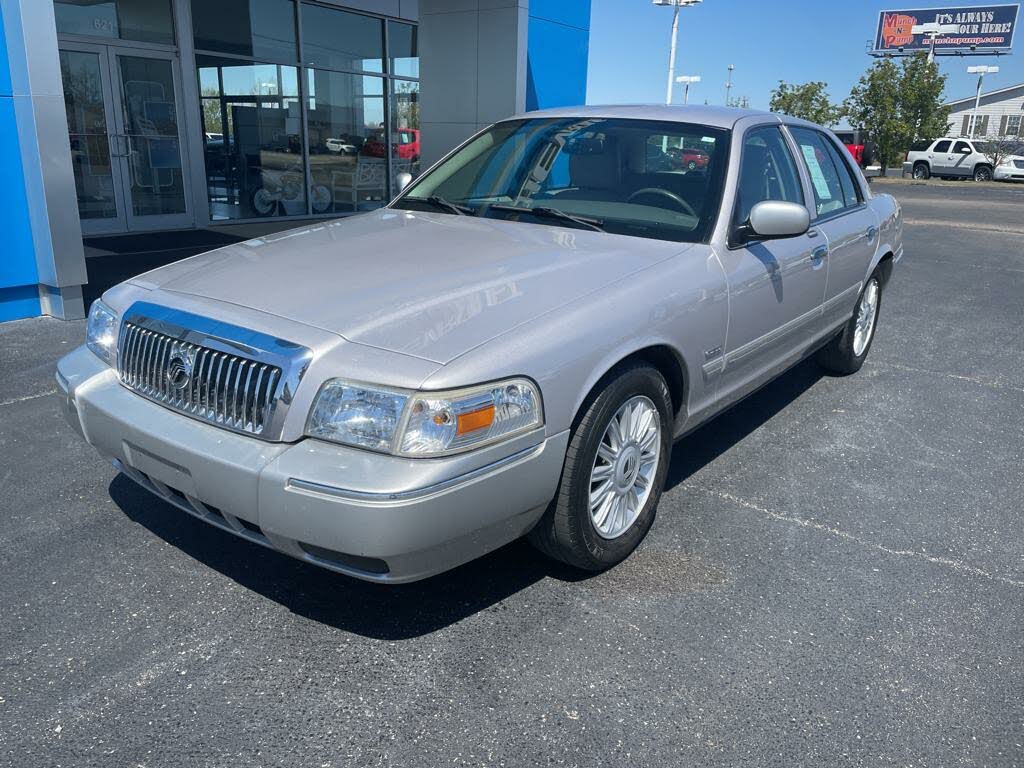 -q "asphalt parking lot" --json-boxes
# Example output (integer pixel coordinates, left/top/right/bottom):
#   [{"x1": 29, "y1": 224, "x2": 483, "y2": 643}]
[{"x1": 1, "y1": 181, "x2": 1022, "y2": 767}]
